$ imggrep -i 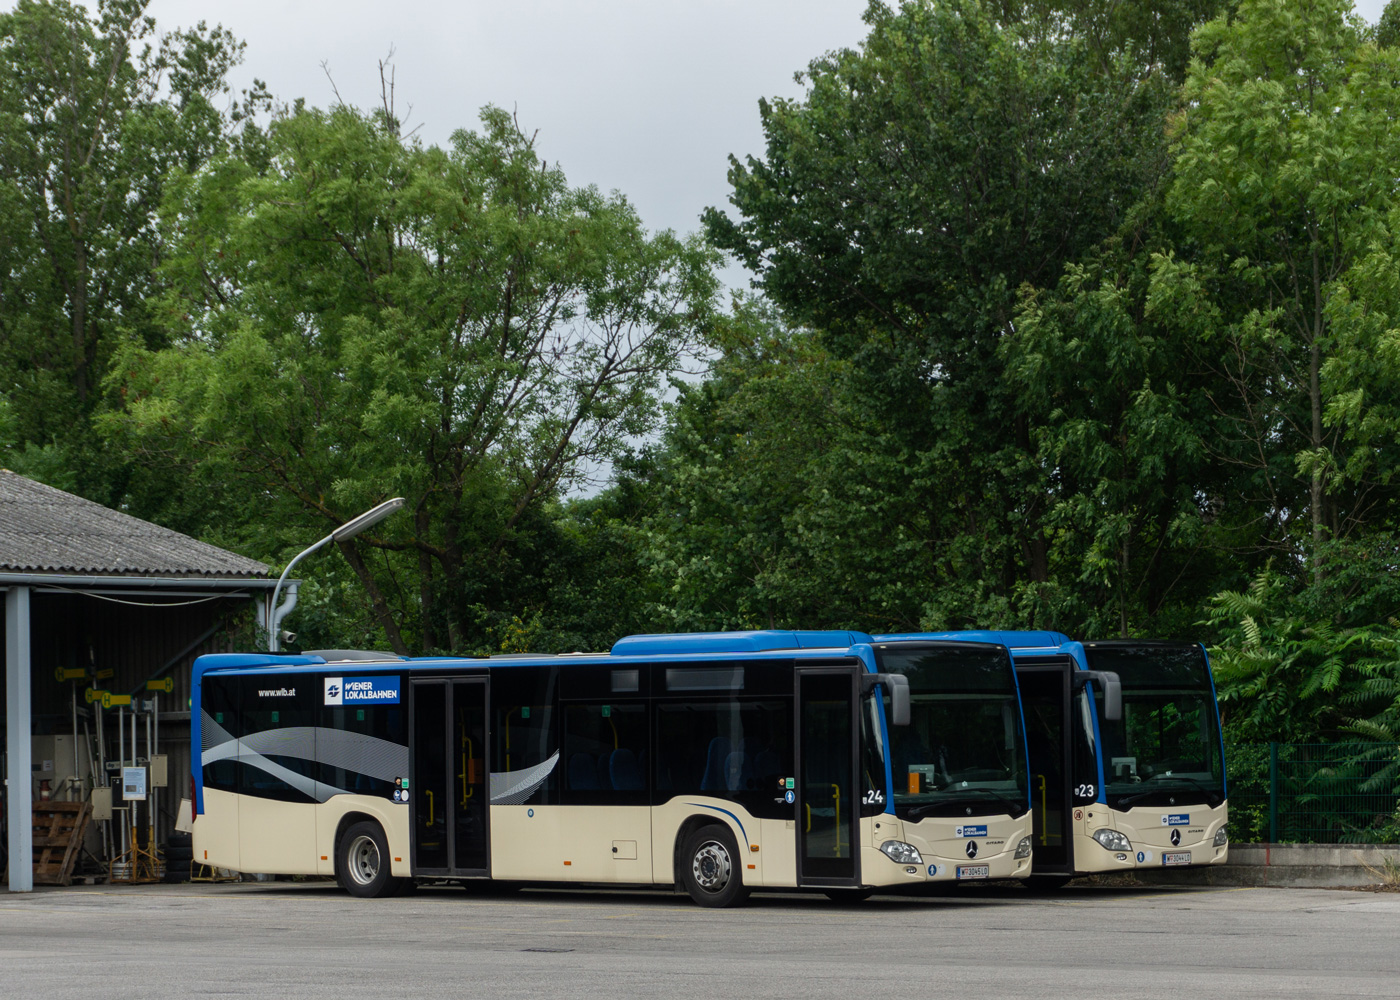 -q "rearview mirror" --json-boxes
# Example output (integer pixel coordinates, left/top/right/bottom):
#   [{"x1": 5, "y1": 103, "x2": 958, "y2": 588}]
[
  {"x1": 864, "y1": 673, "x2": 911, "y2": 726},
  {"x1": 1084, "y1": 670, "x2": 1122, "y2": 721}
]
